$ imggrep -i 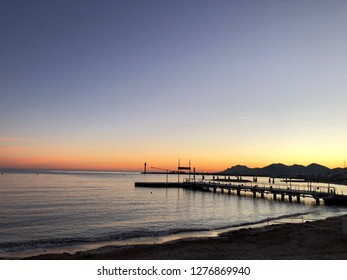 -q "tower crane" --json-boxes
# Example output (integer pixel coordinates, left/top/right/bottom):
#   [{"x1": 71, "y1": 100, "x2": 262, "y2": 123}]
[
  {"x1": 151, "y1": 167, "x2": 174, "y2": 172},
  {"x1": 151, "y1": 166, "x2": 174, "y2": 182}
]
